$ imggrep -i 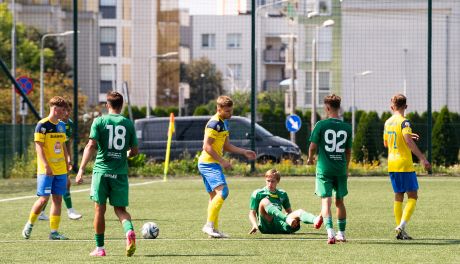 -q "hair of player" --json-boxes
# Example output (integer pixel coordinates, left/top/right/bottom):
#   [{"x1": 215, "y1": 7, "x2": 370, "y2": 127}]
[
  {"x1": 391, "y1": 94, "x2": 407, "y2": 109},
  {"x1": 107, "y1": 91, "x2": 124, "y2": 110},
  {"x1": 216, "y1": 95, "x2": 233, "y2": 108},
  {"x1": 265, "y1": 169, "x2": 281, "y2": 182},
  {"x1": 324, "y1": 94, "x2": 341, "y2": 109},
  {"x1": 64, "y1": 97, "x2": 72, "y2": 110},
  {"x1": 49, "y1": 96, "x2": 68, "y2": 108}
]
